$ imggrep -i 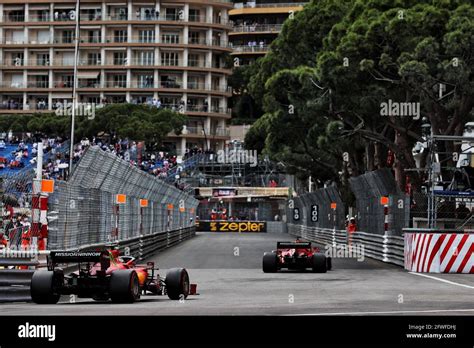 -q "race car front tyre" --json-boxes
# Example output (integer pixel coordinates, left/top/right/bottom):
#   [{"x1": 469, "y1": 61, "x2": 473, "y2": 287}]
[
  {"x1": 312, "y1": 253, "x2": 327, "y2": 273},
  {"x1": 109, "y1": 270, "x2": 140, "y2": 303},
  {"x1": 165, "y1": 268, "x2": 190, "y2": 300},
  {"x1": 326, "y1": 256, "x2": 332, "y2": 271},
  {"x1": 262, "y1": 252, "x2": 278, "y2": 273},
  {"x1": 31, "y1": 271, "x2": 61, "y2": 304}
]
